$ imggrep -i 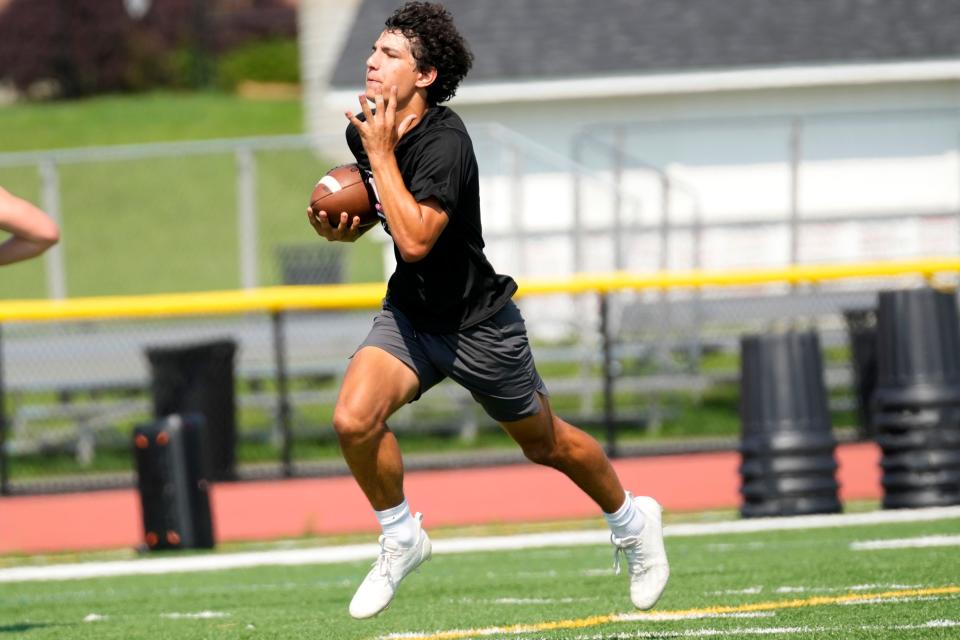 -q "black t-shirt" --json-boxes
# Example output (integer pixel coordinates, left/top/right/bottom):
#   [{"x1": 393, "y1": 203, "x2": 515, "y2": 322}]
[{"x1": 346, "y1": 106, "x2": 517, "y2": 333}]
